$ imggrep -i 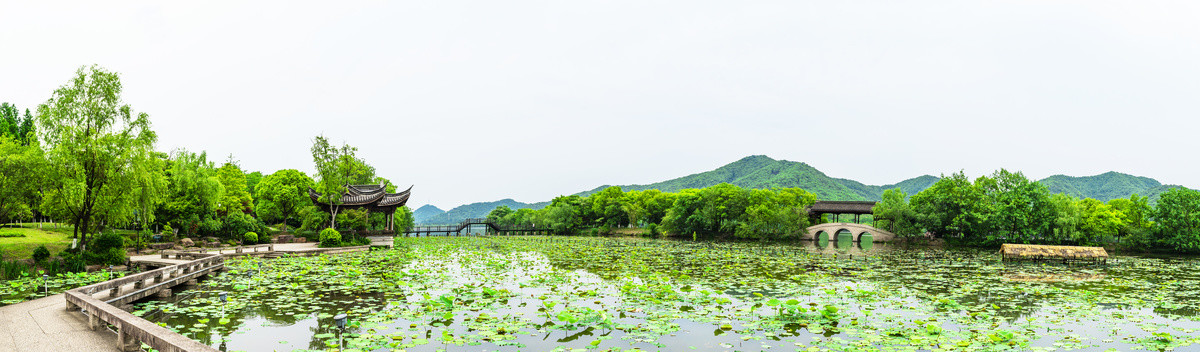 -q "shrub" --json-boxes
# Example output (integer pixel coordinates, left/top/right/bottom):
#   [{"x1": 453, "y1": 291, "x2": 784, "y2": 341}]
[
  {"x1": 32, "y1": 245, "x2": 51, "y2": 262},
  {"x1": 59, "y1": 252, "x2": 86, "y2": 273},
  {"x1": 86, "y1": 232, "x2": 127, "y2": 265},
  {"x1": 319, "y1": 228, "x2": 342, "y2": 247},
  {"x1": 646, "y1": 223, "x2": 660, "y2": 239},
  {"x1": 83, "y1": 248, "x2": 126, "y2": 266},
  {"x1": 91, "y1": 232, "x2": 124, "y2": 252},
  {"x1": 244, "y1": 232, "x2": 258, "y2": 244}
]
